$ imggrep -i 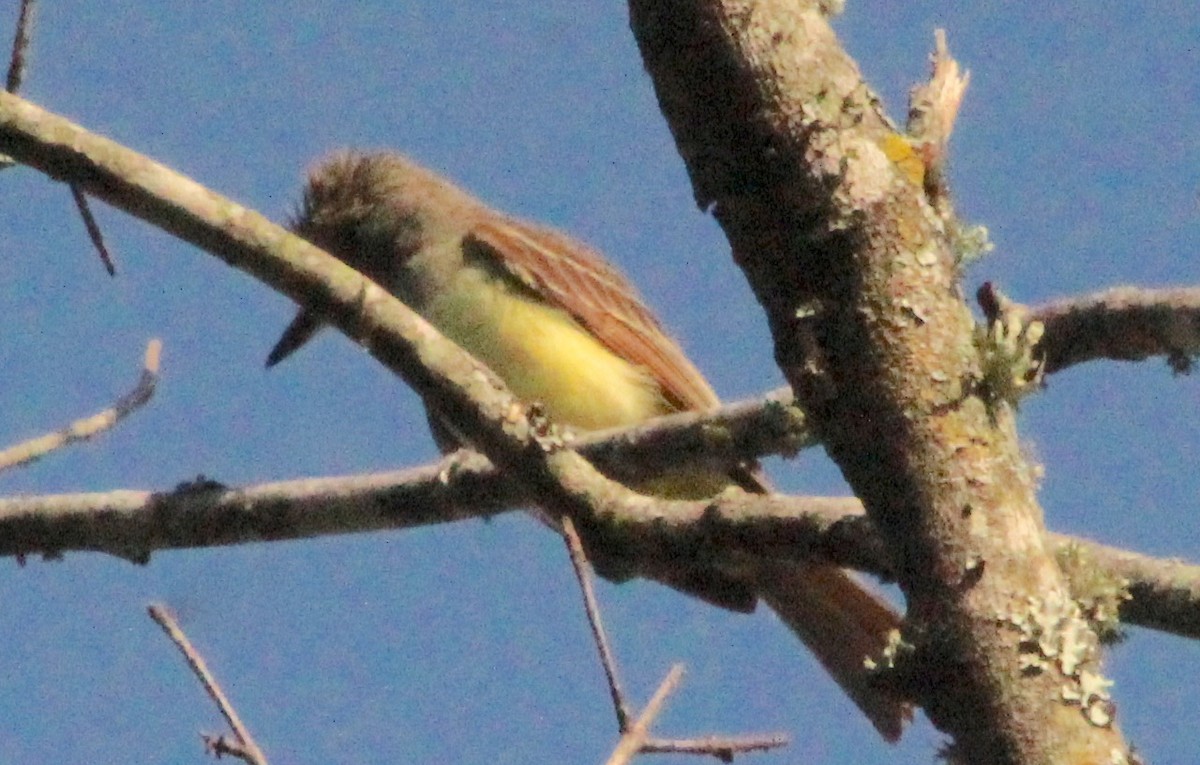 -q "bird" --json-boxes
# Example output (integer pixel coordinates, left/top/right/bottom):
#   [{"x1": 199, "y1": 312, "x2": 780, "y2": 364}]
[{"x1": 266, "y1": 150, "x2": 910, "y2": 740}]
